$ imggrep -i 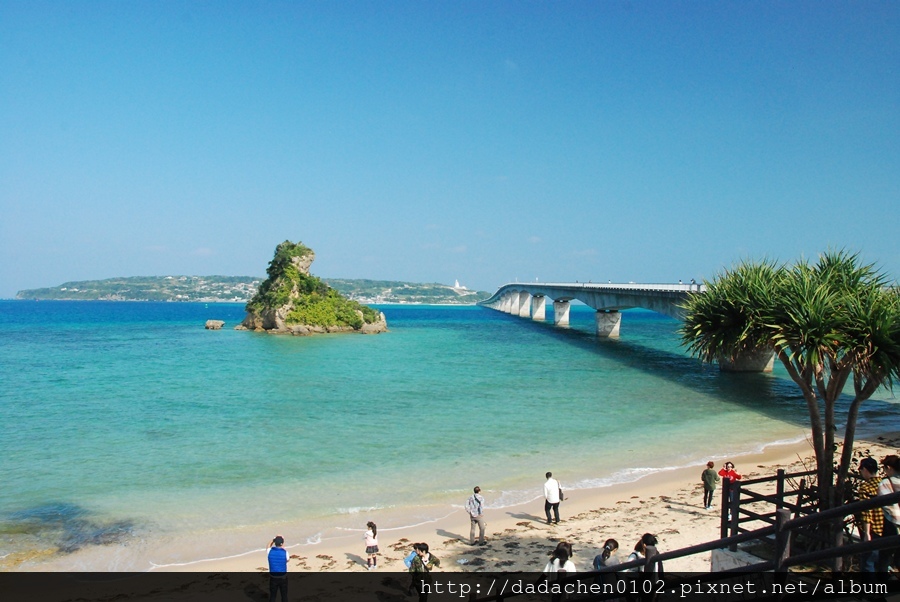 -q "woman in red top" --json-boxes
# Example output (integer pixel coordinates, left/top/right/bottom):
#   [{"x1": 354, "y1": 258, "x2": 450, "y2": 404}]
[
  {"x1": 718, "y1": 462, "x2": 742, "y2": 483},
  {"x1": 718, "y1": 462, "x2": 742, "y2": 507}
]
